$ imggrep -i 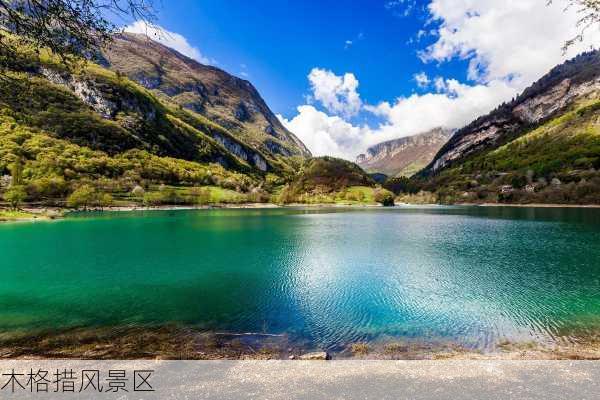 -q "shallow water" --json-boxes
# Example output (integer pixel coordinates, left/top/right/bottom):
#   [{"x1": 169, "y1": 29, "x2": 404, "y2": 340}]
[{"x1": 1, "y1": 206, "x2": 600, "y2": 351}]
